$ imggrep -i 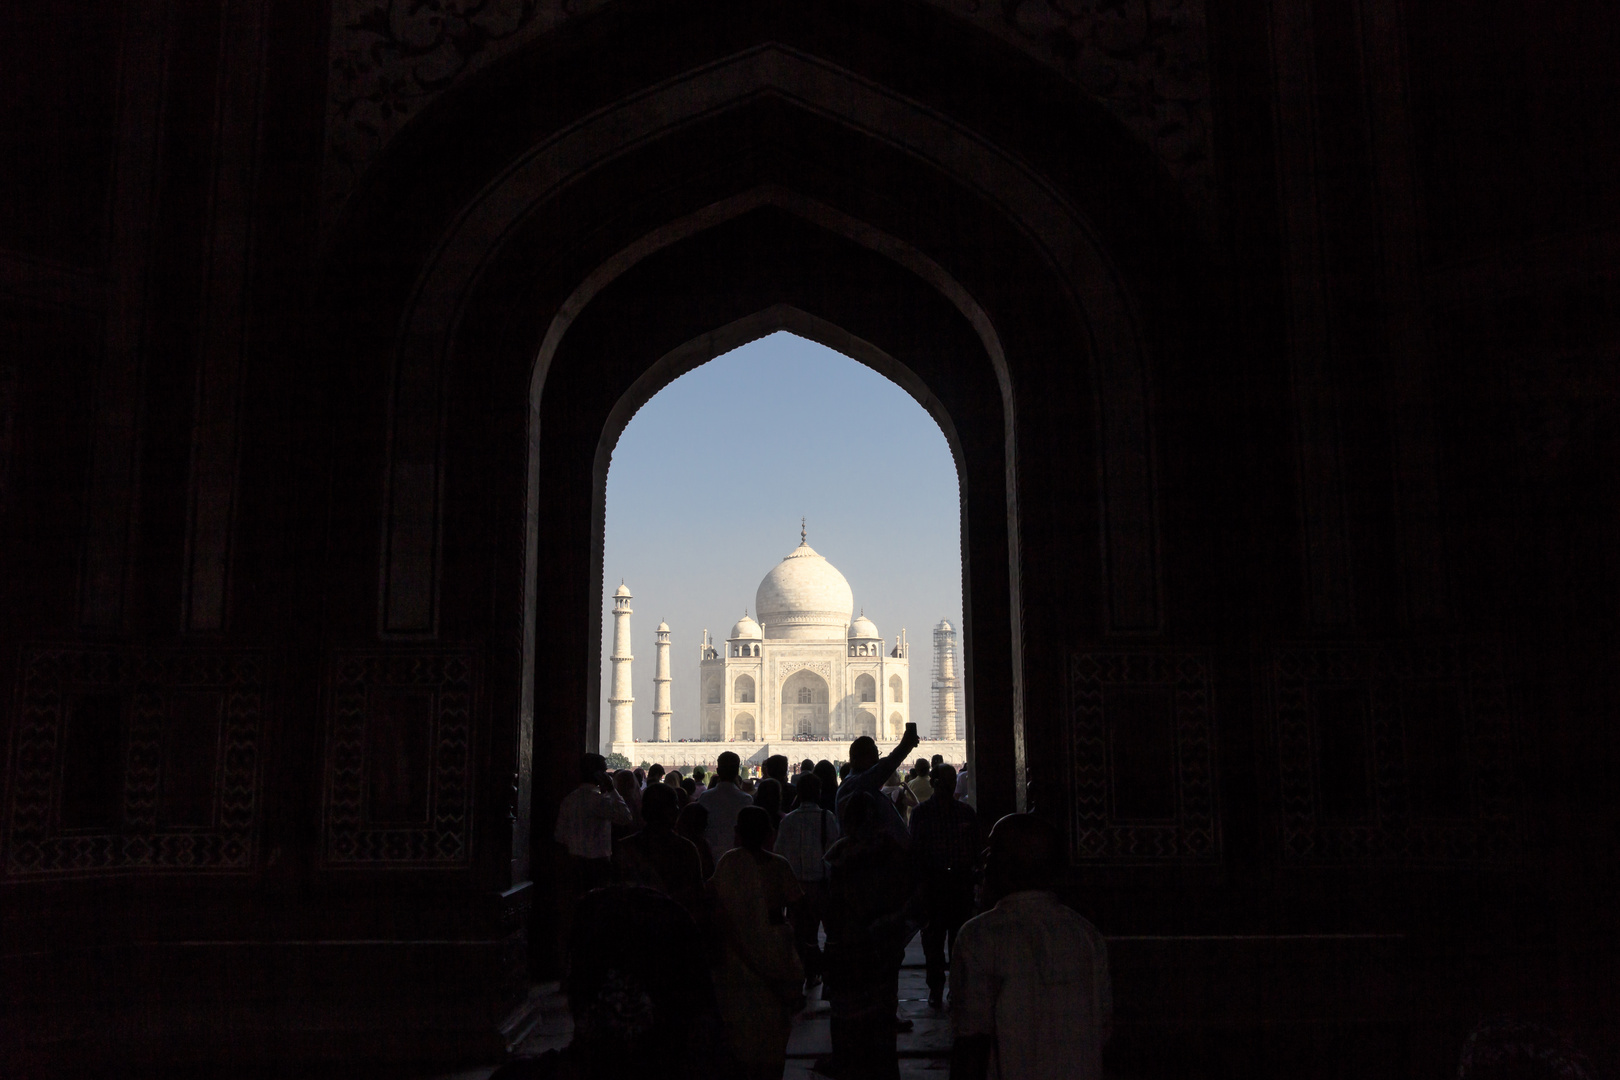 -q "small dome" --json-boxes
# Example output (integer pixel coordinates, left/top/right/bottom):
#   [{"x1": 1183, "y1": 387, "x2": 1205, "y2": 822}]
[
  {"x1": 755, "y1": 538, "x2": 855, "y2": 642},
  {"x1": 657, "y1": 621, "x2": 670, "y2": 633},
  {"x1": 849, "y1": 614, "x2": 880, "y2": 640},
  {"x1": 936, "y1": 618, "x2": 953, "y2": 632},
  {"x1": 614, "y1": 583, "x2": 632, "y2": 597},
  {"x1": 729, "y1": 612, "x2": 762, "y2": 640}
]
